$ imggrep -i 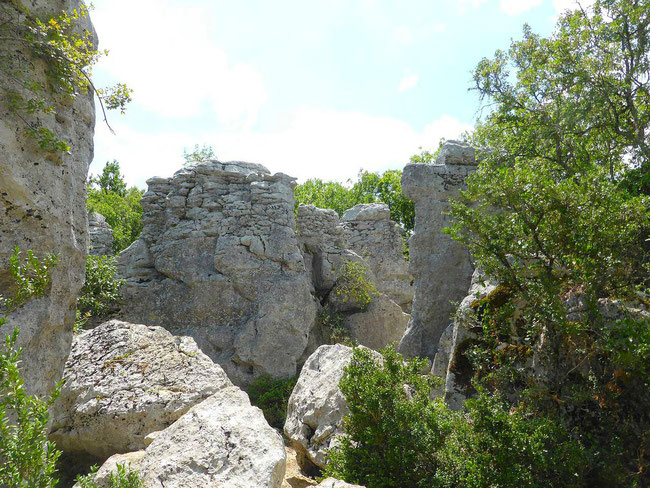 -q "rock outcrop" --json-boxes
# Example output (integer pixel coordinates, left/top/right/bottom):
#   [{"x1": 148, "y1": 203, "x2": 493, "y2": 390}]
[
  {"x1": 297, "y1": 203, "x2": 411, "y2": 351},
  {"x1": 49, "y1": 320, "x2": 231, "y2": 459},
  {"x1": 435, "y1": 269, "x2": 497, "y2": 409},
  {"x1": 285, "y1": 344, "x2": 381, "y2": 470},
  {"x1": 398, "y1": 140, "x2": 477, "y2": 360},
  {"x1": 0, "y1": 0, "x2": 96, "y2": 397},
  {"x1": 88, "y1": 212, "x2": 114, "y2": 256},
  {"x1": 82, "y1": 387, "x2": 286, "y2": 488},
  {"x1": 118, "y1": 161, "x2": 318, "y2": 386},
  {"x1": 340, "y1": 203, "x2": 412, "y2": 311}
]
